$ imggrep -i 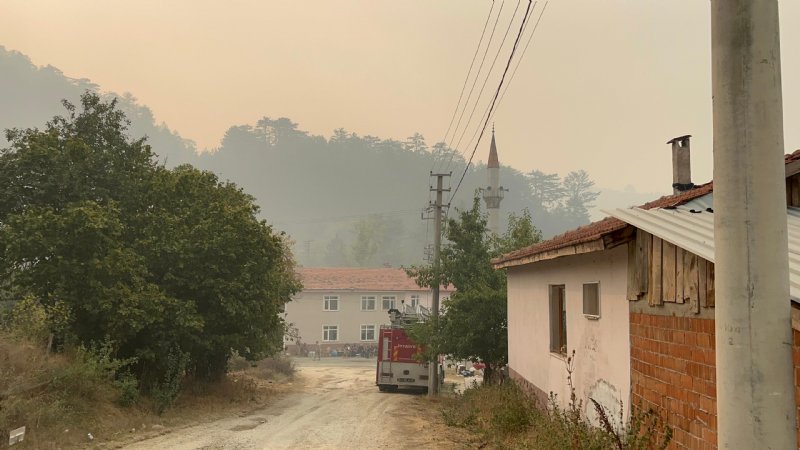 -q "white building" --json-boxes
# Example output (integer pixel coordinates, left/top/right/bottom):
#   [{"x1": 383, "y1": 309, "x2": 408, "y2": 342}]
[{"x1": 284, "y1": 267, "x2": 453, "y2": 355}]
